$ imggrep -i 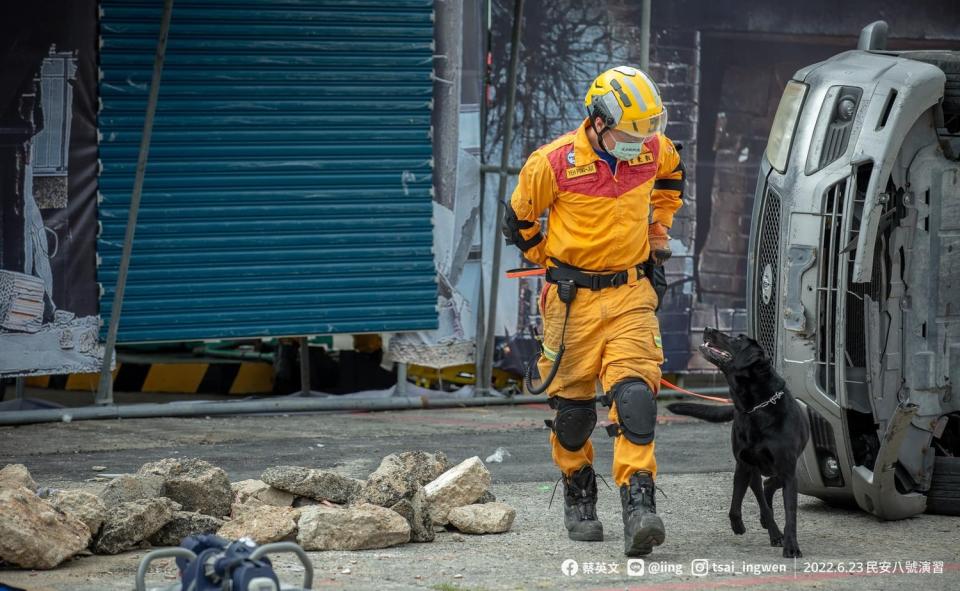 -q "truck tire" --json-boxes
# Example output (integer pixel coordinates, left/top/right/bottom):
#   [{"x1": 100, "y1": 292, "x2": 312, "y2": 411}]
[{"x1": 926, "y1": 456, "x2": 960, "y2": 516}]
